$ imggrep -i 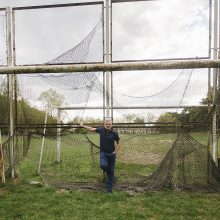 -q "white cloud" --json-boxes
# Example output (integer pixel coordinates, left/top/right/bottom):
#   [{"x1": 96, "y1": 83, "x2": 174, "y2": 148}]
[
  {"x1": 112, "y1": 0, "x2": 209, "y2": 60},
  {"x1": 14, "y1": 4, "x2": 102, "y2": 64}
]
